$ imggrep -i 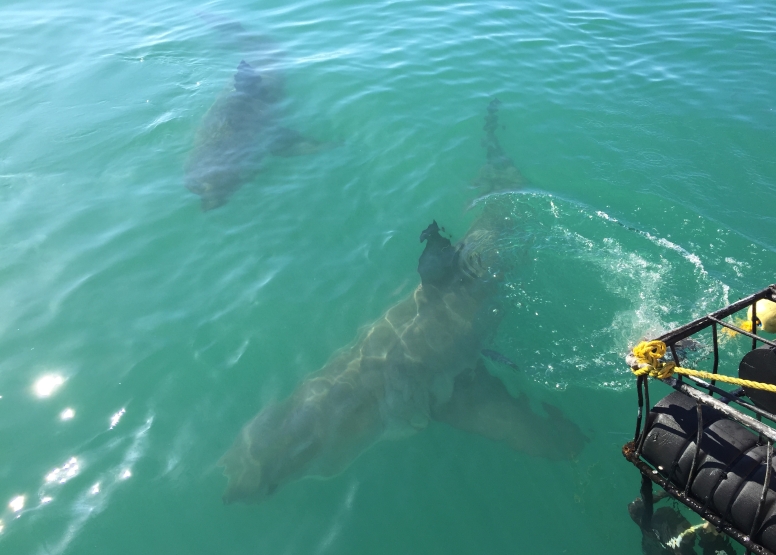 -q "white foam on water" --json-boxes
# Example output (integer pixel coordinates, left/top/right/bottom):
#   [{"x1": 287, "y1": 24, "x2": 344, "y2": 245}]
[{"x1": 495, "y1": 192, "x2": 731, "y2": 391}]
